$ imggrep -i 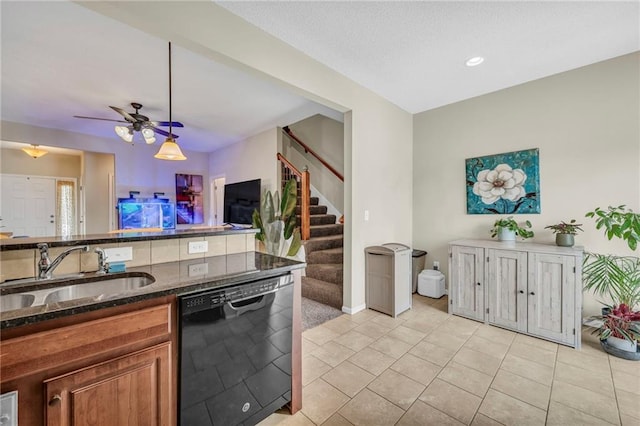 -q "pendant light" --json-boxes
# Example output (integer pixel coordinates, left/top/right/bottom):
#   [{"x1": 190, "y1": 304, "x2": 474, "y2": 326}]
[
  {"x1": 155, "y1": 42, "x2": 186, "y2": 161},
  {"x1": 22, "y1": 144, "x2": 48, "y2": 159}
]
